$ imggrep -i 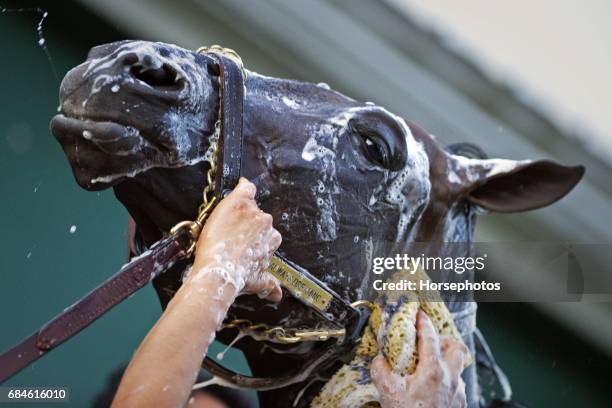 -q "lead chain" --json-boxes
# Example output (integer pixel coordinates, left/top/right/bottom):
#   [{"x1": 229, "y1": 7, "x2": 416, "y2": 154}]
[{"x1": 222, "y1": 318, "x2": 346, "y2": 344}]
